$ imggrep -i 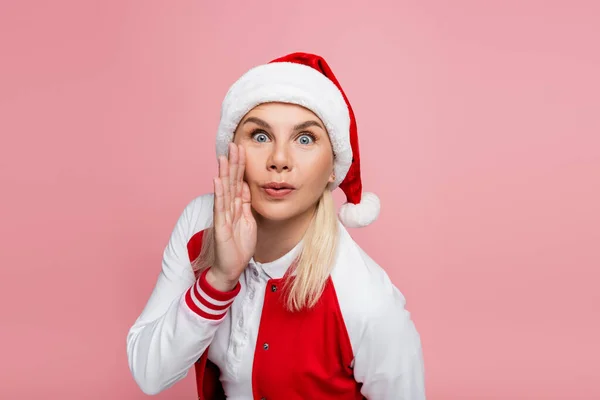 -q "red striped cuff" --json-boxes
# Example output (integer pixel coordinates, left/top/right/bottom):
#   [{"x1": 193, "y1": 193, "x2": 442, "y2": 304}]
[{"x1": 184, "y1": 268, "x2": 240, "y2": 320}]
